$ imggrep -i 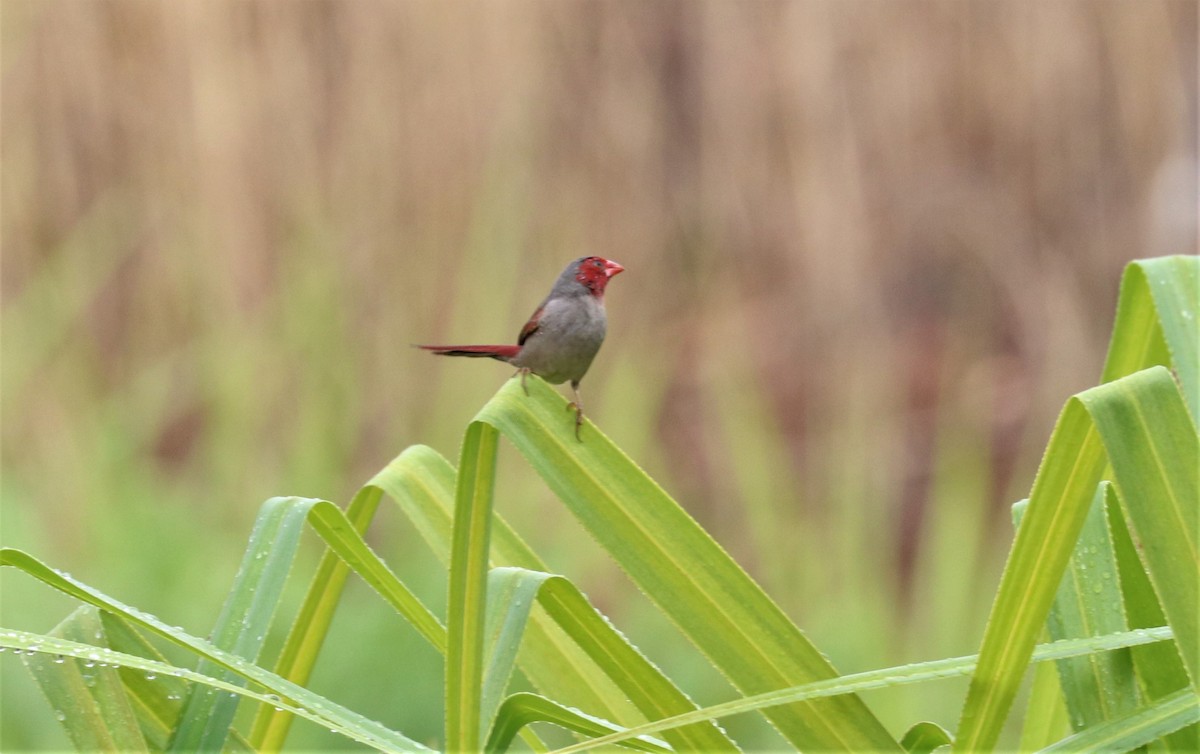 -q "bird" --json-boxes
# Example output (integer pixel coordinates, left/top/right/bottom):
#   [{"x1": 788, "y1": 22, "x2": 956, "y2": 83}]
[{"x1": 418, "y1": 256, "x2": 625, "y2": 440}]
